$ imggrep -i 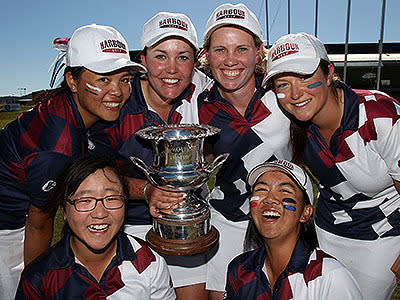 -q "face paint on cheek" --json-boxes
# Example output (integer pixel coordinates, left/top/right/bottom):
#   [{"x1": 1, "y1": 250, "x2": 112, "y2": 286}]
[
  {"x1": 283, "y1": 205, "x2": 296, "y2": 211},
  {"x1": 282, "y1": 198, "x2": 297, "y2": 212},
  {"x1": 276, "y1": 93, "x2": 286, "y2": 99},
  {"x1": 250, "y1": 202, "x2": 258, "y2": 208},
  {"x1": 283, "y1": 198, "x2": 296, "y2": 204},
  {"x1": 307, "y1": 81, "x2": 322, "y2": 89},
  {"x1": 250, "y1": 196, "x2": 260, "y2": 208},
  {"x1": 85, "y1": 83, "x2": 102, "y2": 95}
]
